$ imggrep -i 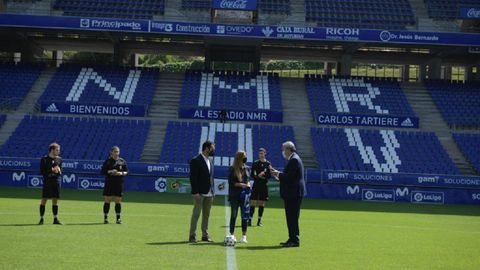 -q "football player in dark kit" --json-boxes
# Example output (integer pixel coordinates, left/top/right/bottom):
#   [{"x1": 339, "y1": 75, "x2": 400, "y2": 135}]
[
  {"x1": 249, "y1": 148, "x2": 271, "y2": 227},
  {"x1": 100, "y1": 146, "x2": 128, "y2": 224},
  {"x1": 39, "y1": 142, "x2": 63, "y2": 225}
]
